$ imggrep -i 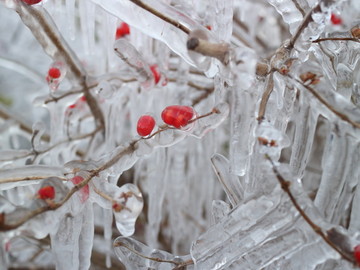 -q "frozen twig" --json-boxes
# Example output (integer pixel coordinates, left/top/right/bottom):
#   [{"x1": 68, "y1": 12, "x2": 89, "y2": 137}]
[
  {"x1": 0, "y1": 109, "x2": 218, "y2": 231},
  {"x1": 287, "y1": 74, "x2": 360, "y2": 129},
  {"x1": 312, "y1": 37, "x2": 360, "y2": 43},
  {"x1": 187, "y1": 37, "x2": 230, "y2": 65},
  {"x1": 113, "y1": 240, "x2": 194, "y2": 269},
  {"x1": 288, "y1": 3, "x2": 321, "y2": 49},
  {"x1": 265, "y1": 154, "x2": 356, "y2": 265},
  {"x1": 257, "y1": 72, "x2": 275, "y2": 122},
  {"x1": 0, "y1": 127, "x2": 101, "y2": 162},
  {"x1": 16, "y1": 2, "x2": 105, "y2": 129},
  {"x1": 128, "y1": 0, "x2": 190, "y2": 34}
]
